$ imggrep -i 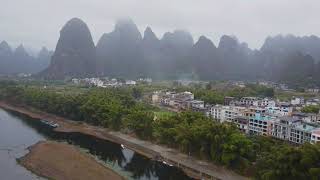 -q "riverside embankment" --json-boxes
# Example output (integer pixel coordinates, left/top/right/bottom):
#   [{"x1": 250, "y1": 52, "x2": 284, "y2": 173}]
[{"x1": 0, "y1": 101, "x2": 248, "y2": 180}]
